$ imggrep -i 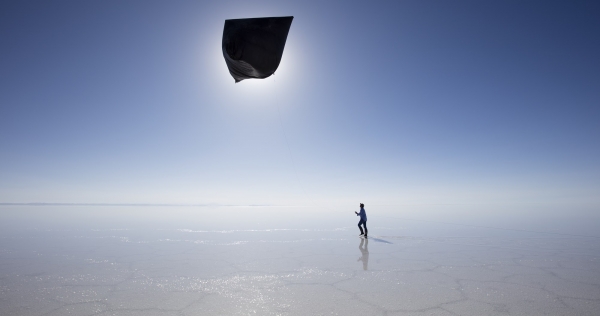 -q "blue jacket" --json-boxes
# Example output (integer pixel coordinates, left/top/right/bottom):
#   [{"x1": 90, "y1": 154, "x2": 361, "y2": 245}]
[{"x1": 357, "y1": 208, "x2": 367, "y2": 221}]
